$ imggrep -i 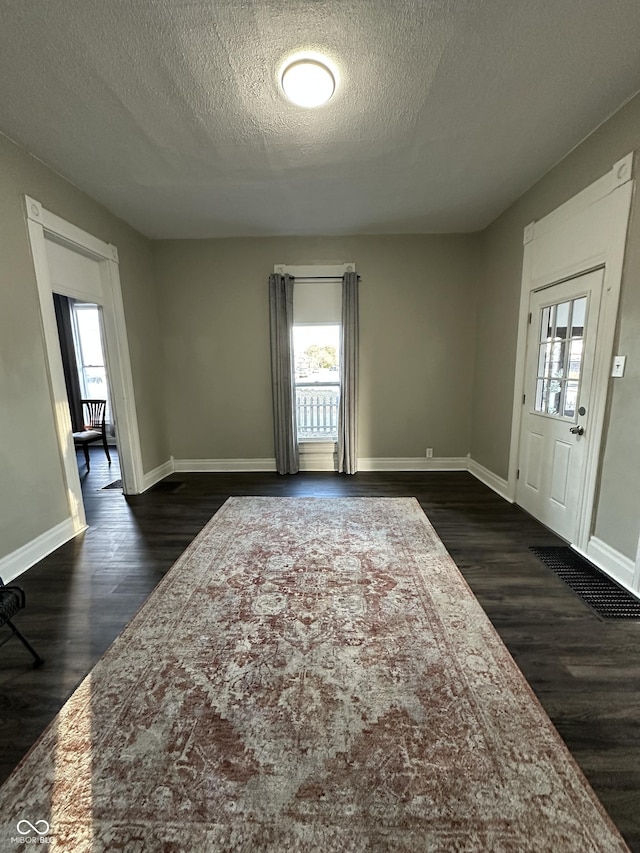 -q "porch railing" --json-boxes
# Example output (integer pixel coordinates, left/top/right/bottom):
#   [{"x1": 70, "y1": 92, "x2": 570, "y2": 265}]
[{"x1": 295, "y1": 385, "x2": 339, "y2": 440}]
